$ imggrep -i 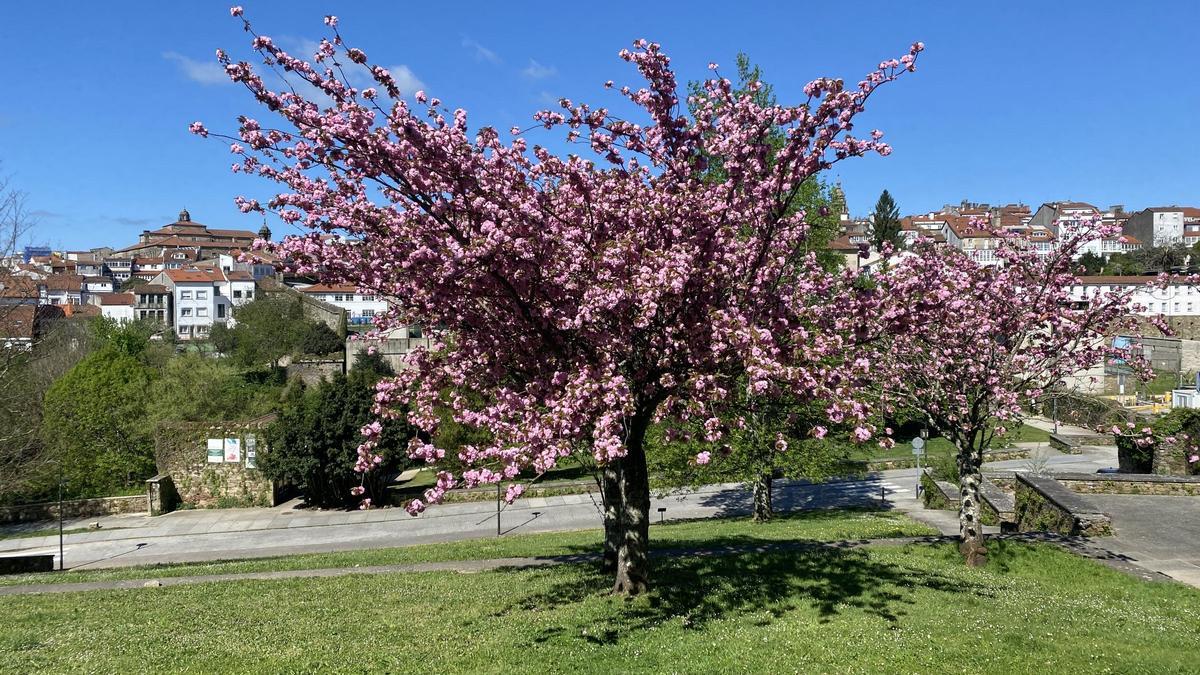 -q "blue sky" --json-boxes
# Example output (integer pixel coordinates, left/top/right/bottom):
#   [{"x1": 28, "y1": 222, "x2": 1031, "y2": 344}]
[{"x1": 2, "y1": 1, "x2": 1197, "y2": 250}]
